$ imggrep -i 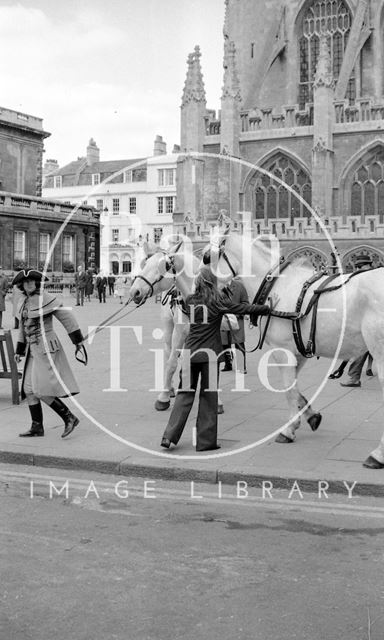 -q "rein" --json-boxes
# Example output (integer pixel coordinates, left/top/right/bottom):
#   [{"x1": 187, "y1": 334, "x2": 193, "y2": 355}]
[{"x1": 82, "y1": 296, "x2": 144, "y2": 343}]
